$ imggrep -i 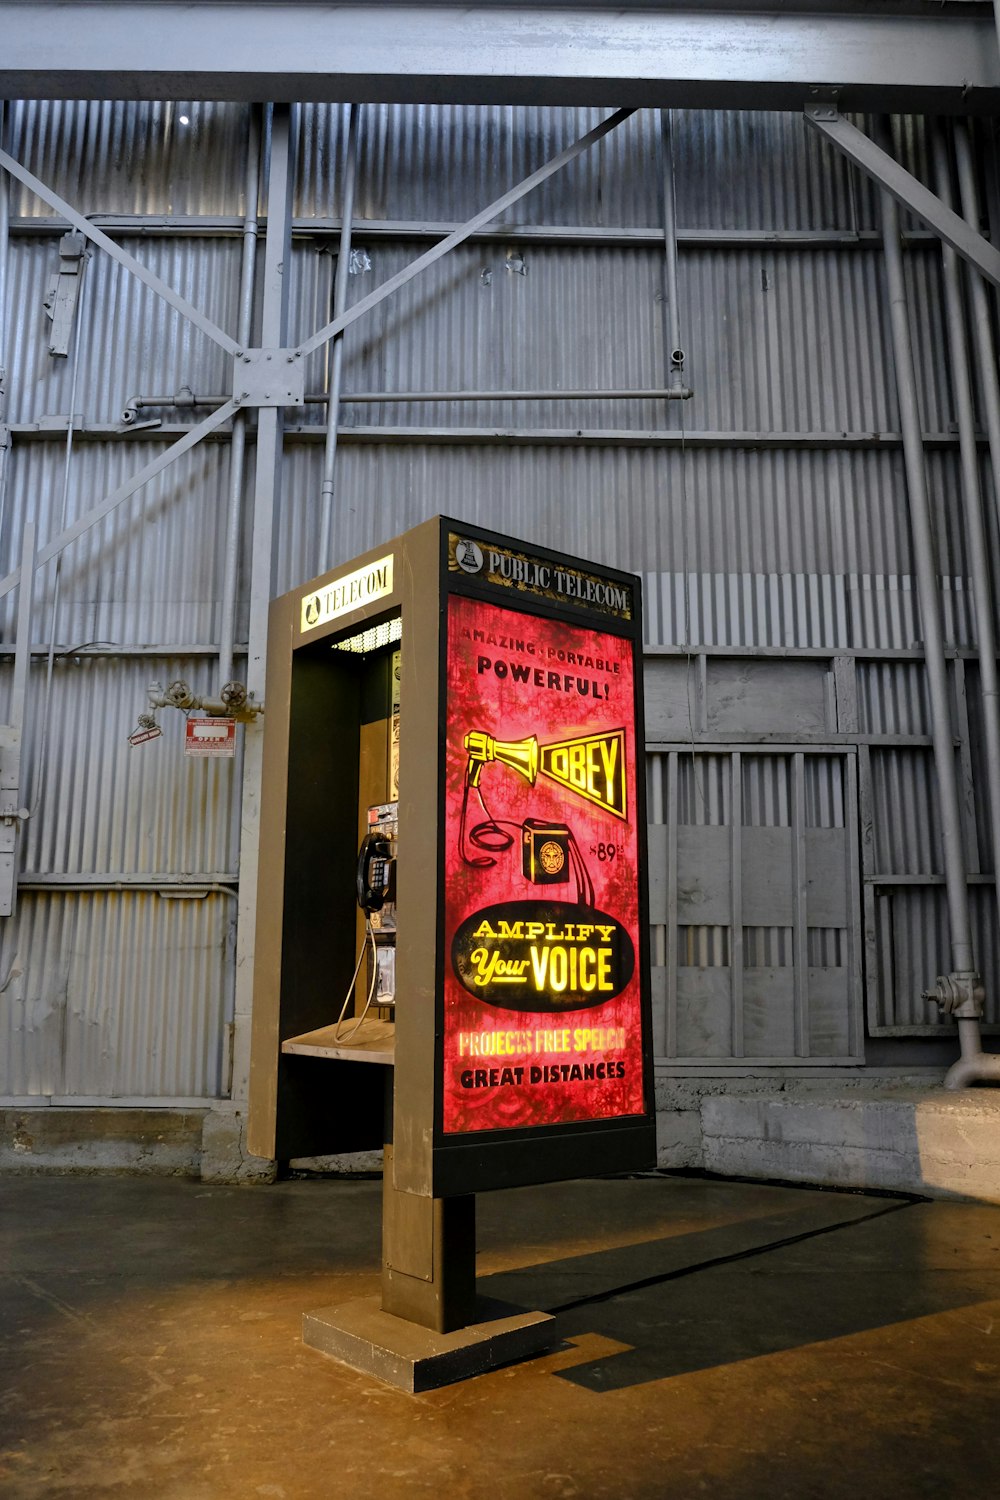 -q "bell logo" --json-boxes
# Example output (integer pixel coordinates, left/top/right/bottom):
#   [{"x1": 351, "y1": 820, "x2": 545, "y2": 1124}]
[
  {"x1": 539, "y1": 729, "x2": 627, "y2": 820},
  {"x1": 455, "y1": 539, "x2": 484, "y2": 574}
]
